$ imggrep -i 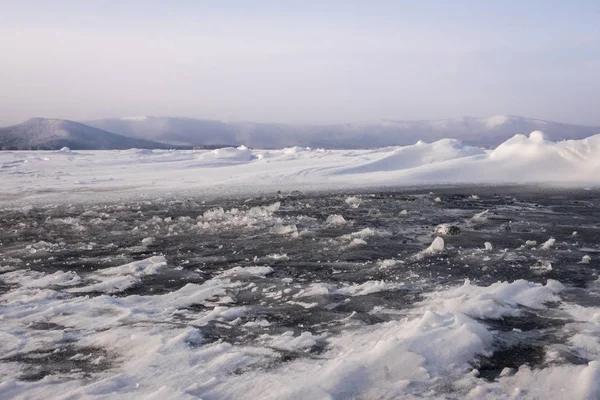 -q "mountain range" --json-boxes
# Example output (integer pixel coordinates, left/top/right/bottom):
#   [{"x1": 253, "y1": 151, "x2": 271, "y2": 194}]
[
  {"x1": 1, "y1": 115, "x2": 599, "y2": 150},
  {"x1": 0, "y1": 118, "x2": 173, "y2": 150}
]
